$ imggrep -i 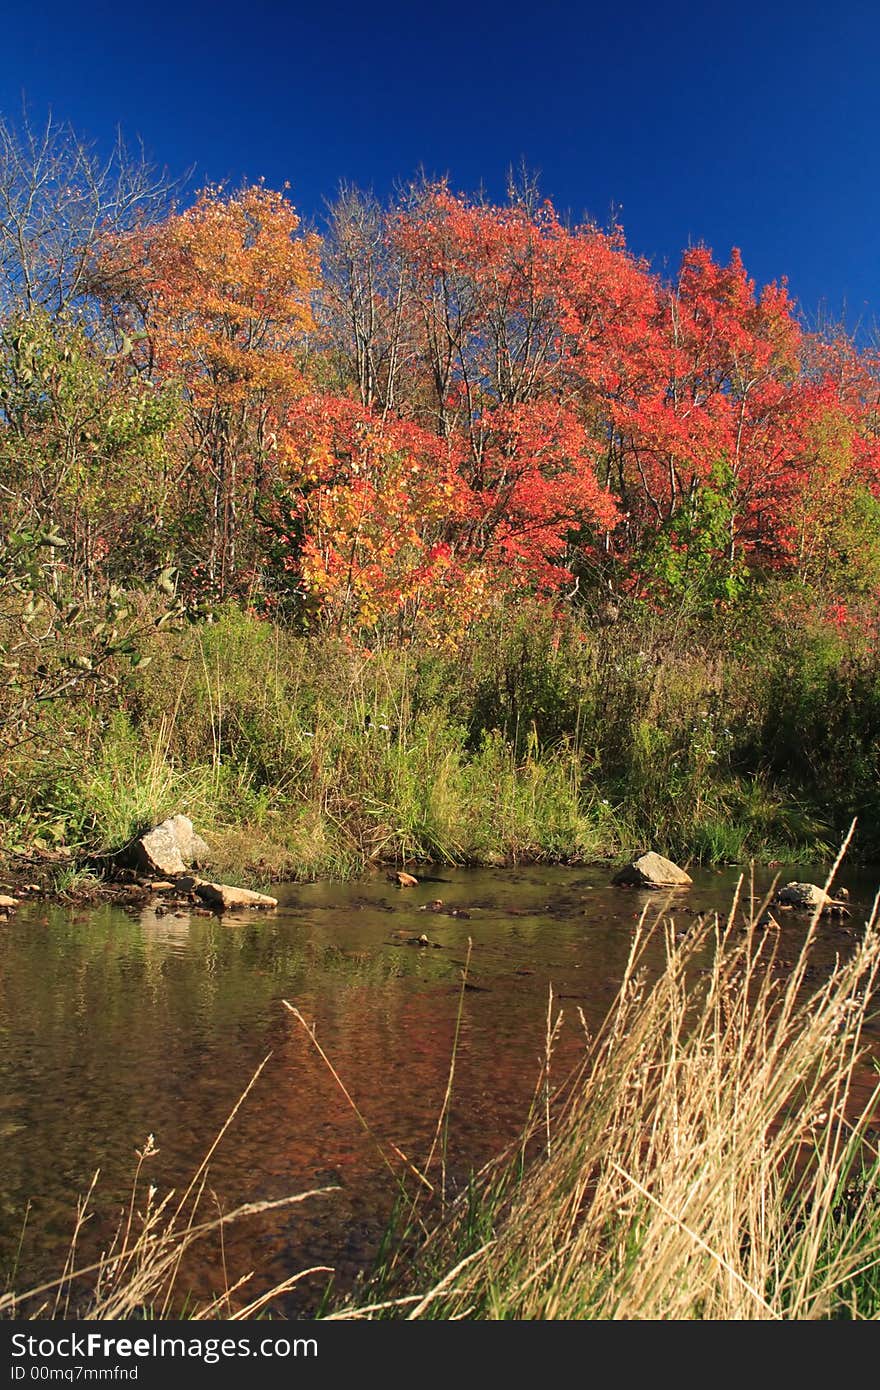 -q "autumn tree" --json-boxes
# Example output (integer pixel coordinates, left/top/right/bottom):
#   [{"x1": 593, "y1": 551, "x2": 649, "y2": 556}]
[
  {"x1": 281, "y1": 396, "x2": 473, "y2": 640},
  {"x1": 307, "y1": 182, "x2": 645, "y2": 632},
  {"x1": 786, "y1": 330, "x2": 880, "y2": 595},
  {"x1": 555, "y1": 243, "x2": 880, "y2": 599},
  {"x1": 289, "y1": 183, "x2": 643, "y2": 637},
  {"x1": 99, "y1": 184, "x2": 321, "y2": 598}
]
